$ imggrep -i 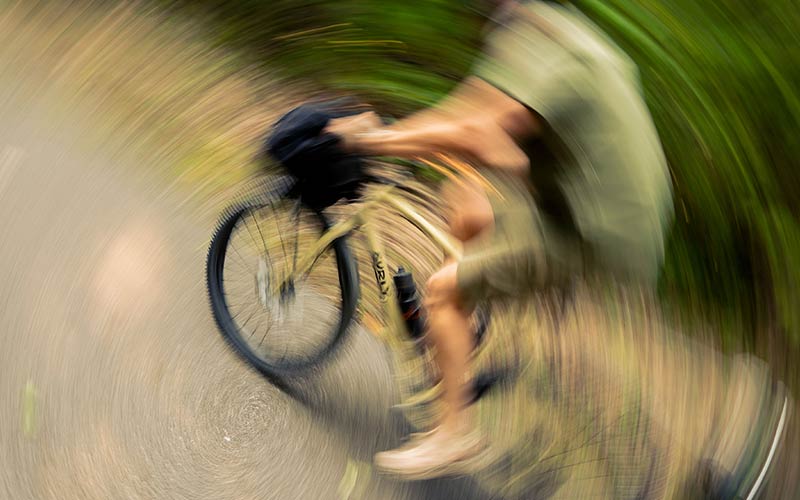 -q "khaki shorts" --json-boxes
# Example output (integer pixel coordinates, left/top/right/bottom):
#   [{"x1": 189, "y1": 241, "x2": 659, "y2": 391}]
[{"x1": 456, "y1": 174, "x2": 583, "y2": 308}]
